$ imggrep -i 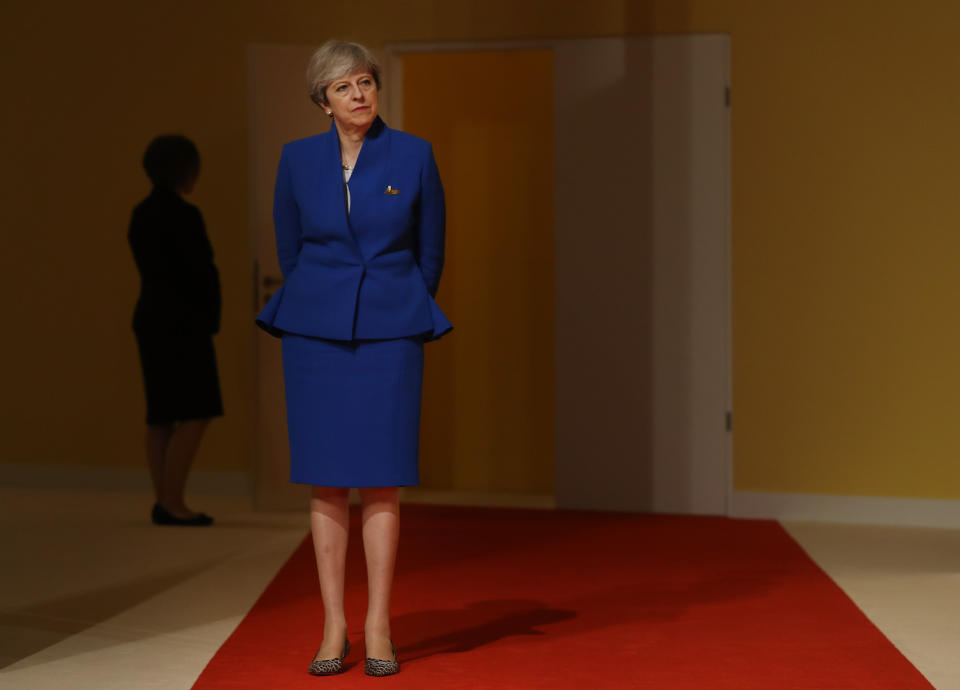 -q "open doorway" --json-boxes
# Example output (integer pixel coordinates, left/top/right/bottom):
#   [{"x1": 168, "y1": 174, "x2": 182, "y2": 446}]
[{"x1": 399, "y1": 50, "x2": 557, "y2": 501}]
